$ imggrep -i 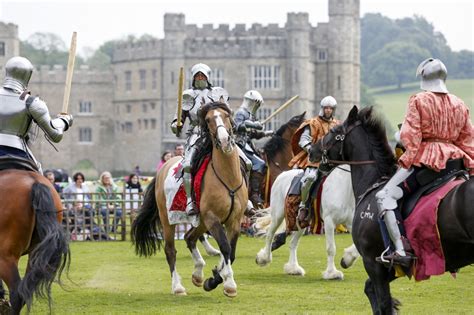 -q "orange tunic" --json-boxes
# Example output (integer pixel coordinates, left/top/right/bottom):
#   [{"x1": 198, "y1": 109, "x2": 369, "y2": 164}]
[
  {"x1": 399, "y1": 91, "x2": 474, "y2": 175},
  {"x1": 288, "y1": 116, "x2": 339, "y2": 169}
]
